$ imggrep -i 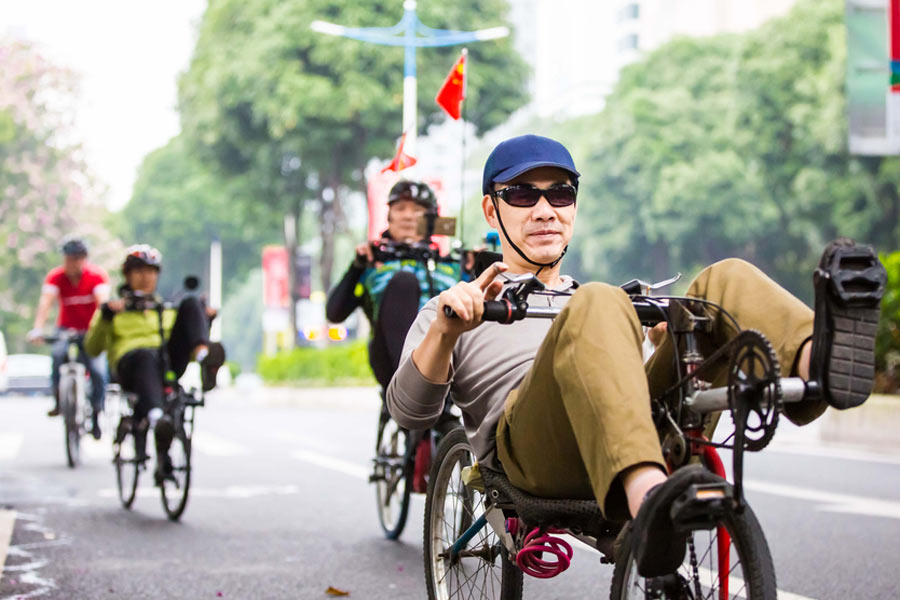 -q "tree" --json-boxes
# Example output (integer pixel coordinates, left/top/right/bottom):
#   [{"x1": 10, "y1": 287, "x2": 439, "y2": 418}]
[
  {"x1": 561, "y1": 0, "x2": 900, "y2": 302},
  {"x1": 0, "y1": 40, "x2": 120, "y2": 351},
  {"x1": 178, "y1": 0, "x2": 529, "y2": 291},
  {"x1": 122, "y1": 135, "x2": 279, "y2": 297}
]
